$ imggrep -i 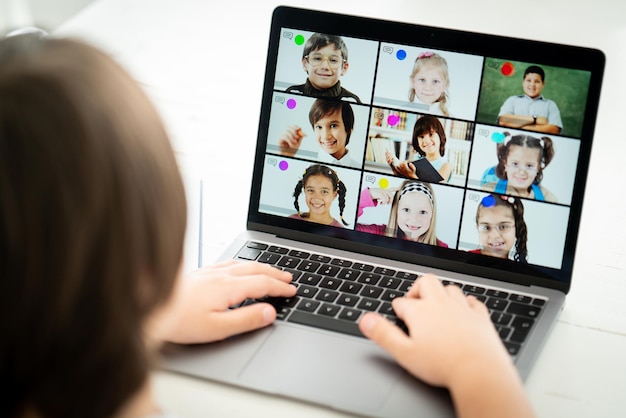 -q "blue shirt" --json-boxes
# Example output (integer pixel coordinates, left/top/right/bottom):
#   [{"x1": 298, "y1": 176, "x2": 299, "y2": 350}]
[{"x1": 498, "y1": 94, "x2": 562, "y2": 130}]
